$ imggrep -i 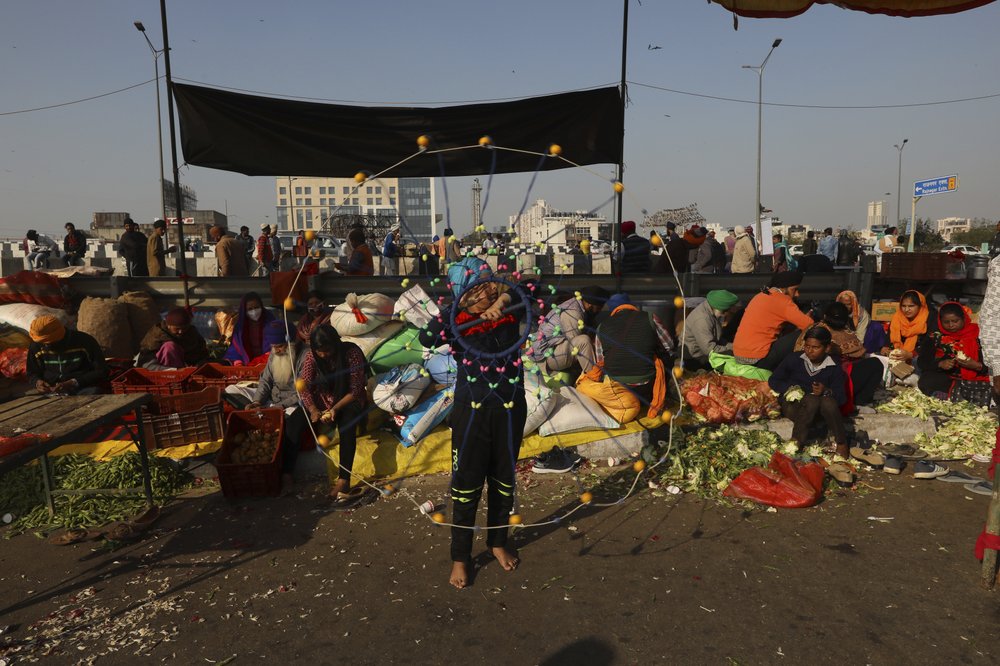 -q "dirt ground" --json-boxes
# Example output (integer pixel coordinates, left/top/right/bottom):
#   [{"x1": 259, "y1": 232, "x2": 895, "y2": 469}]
[{"x1": 2, "y1": 459, "x2": 999, "y2": 665}]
